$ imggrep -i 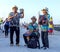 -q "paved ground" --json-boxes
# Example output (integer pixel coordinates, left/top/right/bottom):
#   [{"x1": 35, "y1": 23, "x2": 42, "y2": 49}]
[{"x1": 0, "y1": 30, "x2": 60, "y2": 52}]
